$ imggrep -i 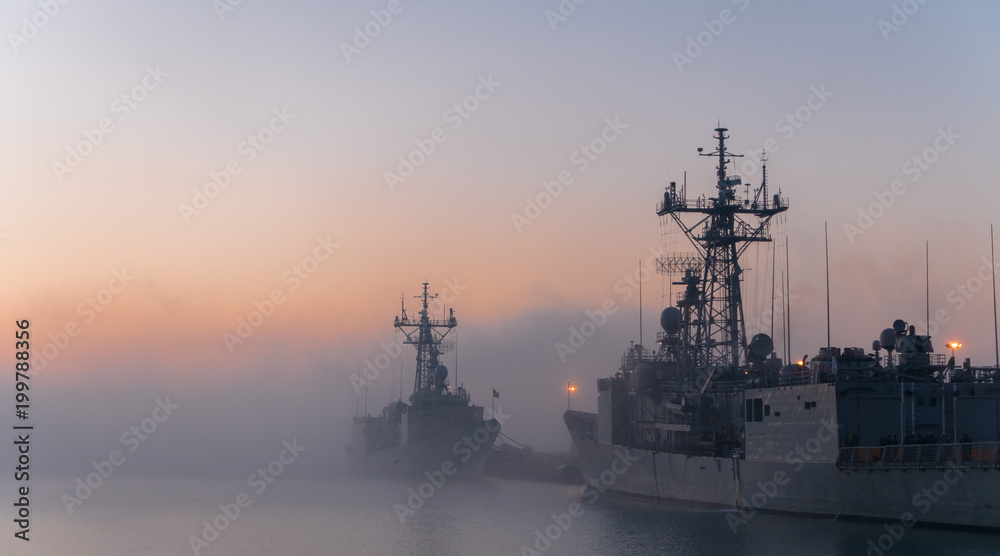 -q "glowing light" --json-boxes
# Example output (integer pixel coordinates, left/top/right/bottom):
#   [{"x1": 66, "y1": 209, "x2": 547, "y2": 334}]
[{"x1": 948, "y1": 342, "x2": 962, "y2": 361}]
